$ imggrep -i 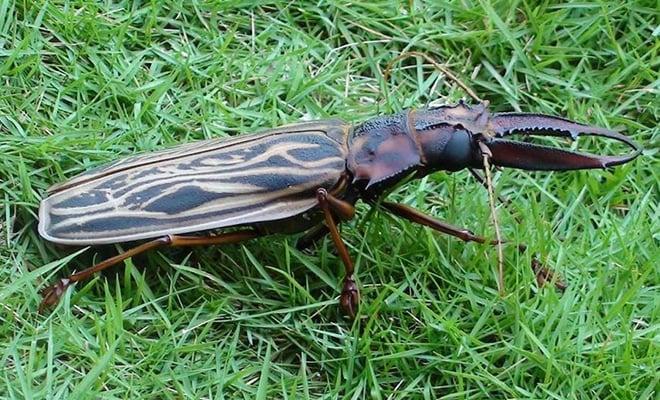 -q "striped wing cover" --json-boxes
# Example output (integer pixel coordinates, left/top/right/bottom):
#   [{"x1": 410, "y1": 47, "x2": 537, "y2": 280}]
[{"x1": 39, "y1": 120, "x2": 349, "y2": 244}]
